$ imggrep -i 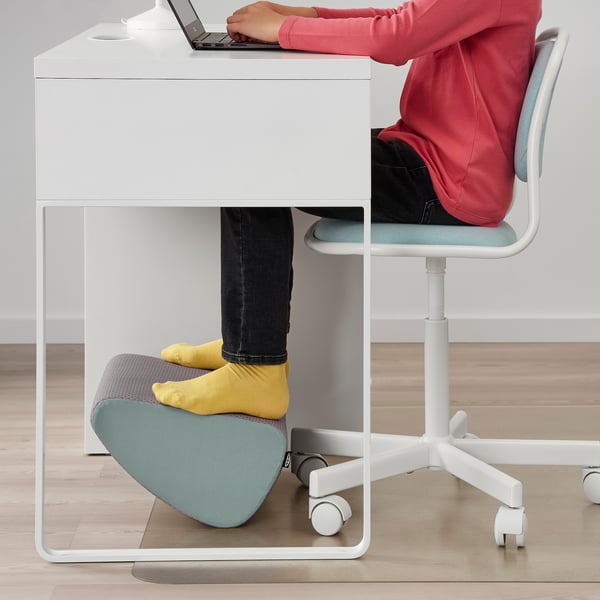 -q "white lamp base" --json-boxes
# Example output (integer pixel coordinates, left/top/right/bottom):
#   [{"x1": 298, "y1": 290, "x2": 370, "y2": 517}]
[{"x1": 125, "y1": 4, "x2": 180, "y2": 30}]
